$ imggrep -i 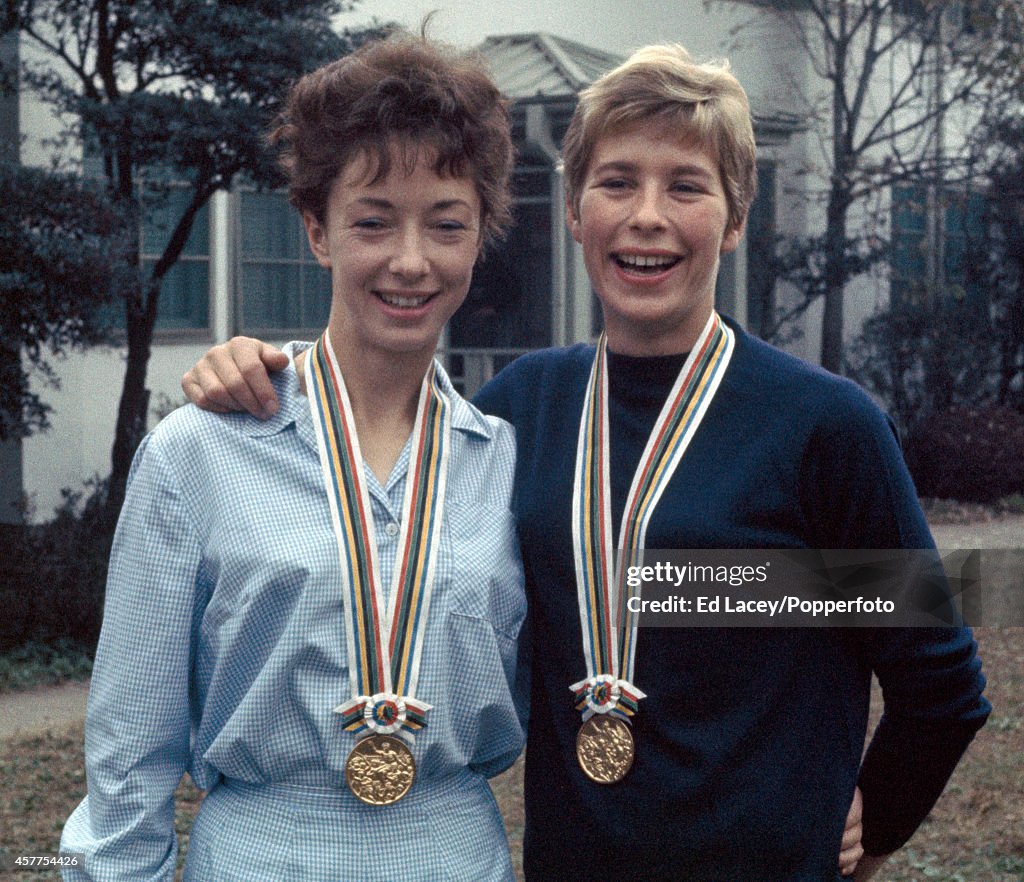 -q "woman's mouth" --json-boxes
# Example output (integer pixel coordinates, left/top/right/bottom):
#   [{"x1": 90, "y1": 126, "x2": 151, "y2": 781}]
[
  {"x1": 375, "y1": 291, "x2": 436, "y2": 309},
  {"x1": 613, "y1": 253, "x2": 681, "y2": 275}
]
